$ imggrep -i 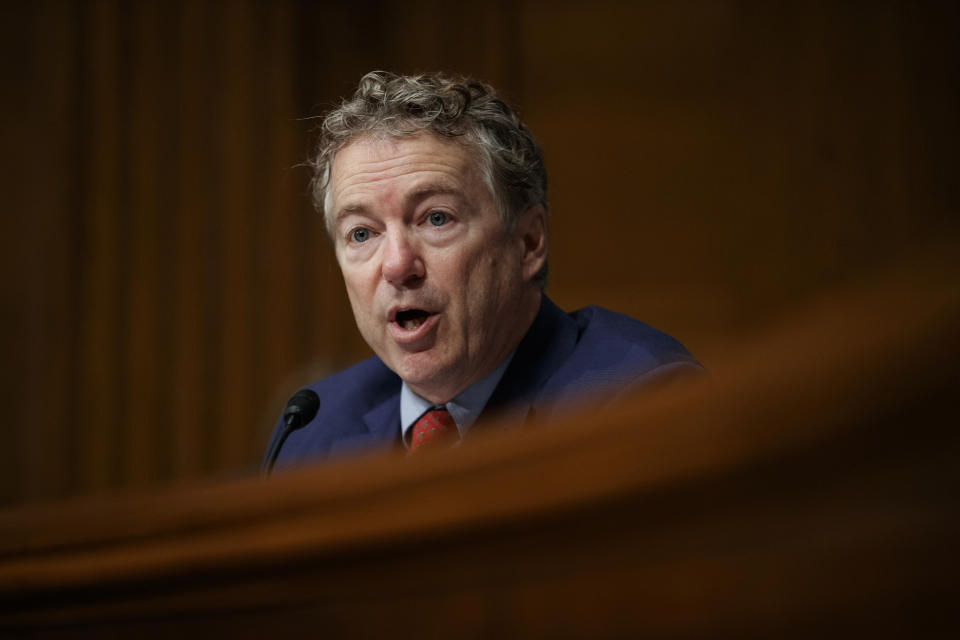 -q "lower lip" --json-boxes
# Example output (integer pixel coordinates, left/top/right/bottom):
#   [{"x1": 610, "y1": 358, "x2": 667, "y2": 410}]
[{"x1": 388, "y1": 313, "x2": 440, "y2": 346}]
